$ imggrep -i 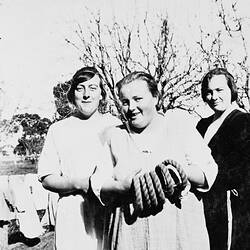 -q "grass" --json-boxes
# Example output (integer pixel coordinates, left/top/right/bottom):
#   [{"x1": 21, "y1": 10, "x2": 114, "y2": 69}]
[
  {"x1": 0, "y1": 160, "x2": 37, "y2": 176},
  {"x1": 0, "y1": 160, "x2": 55, "y2": 249}
]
